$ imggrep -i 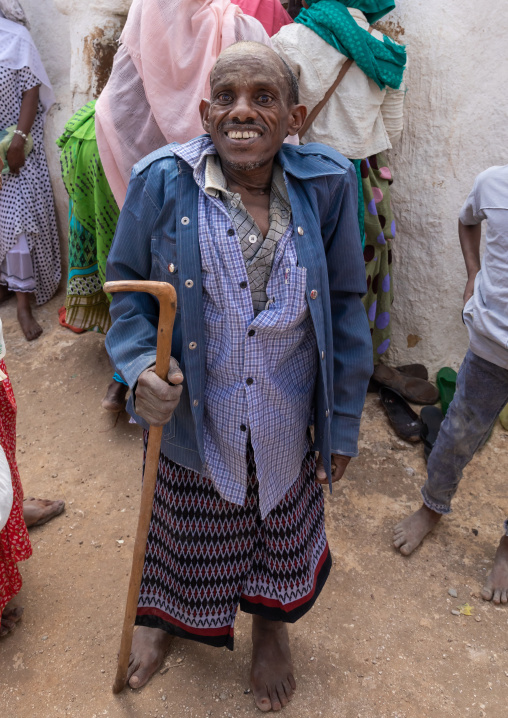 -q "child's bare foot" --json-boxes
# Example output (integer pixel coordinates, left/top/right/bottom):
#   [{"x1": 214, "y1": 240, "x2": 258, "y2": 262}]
[
  {"x1": 101, "y1": 379, "x2": 128, "y2": 412},
  {"x1": 126, "y1": 626, "x2": 173, "y2": 689},
  {"x1": 23, "y1": 497, "x2": 65, "y2": 527},
  {"x1": 0, "y1": 604, "x2": 24, "y2": 637},
  {"x1": 17, "y1": 293, "x2": 42, "y2": 341},
  {"x1": 393, "y1": 504, "x2": 442, "y2": 556},
  {"x1": 481, "y1": 536, "x2": 508, "y2": 604},
  {"x1": 250, "y1": 616, "x2": 296, "y2": 712}
]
